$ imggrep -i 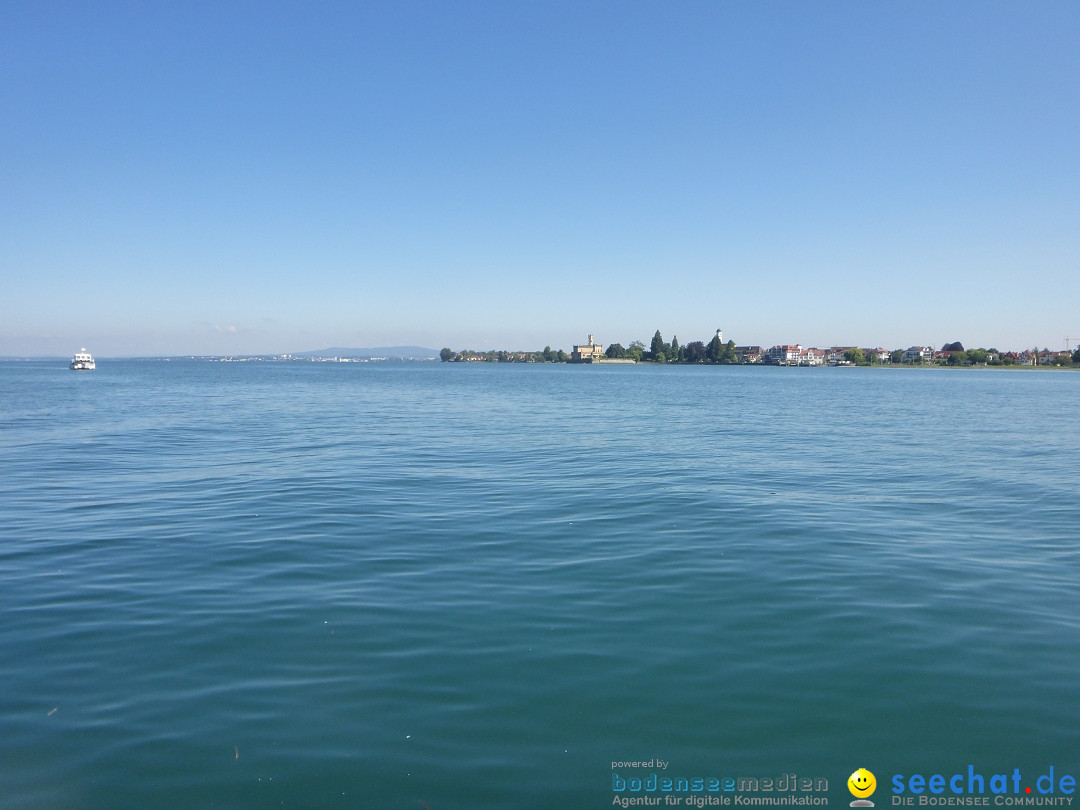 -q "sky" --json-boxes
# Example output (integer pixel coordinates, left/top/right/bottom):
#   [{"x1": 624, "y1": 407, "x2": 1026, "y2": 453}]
[{"x1": 2, "y1": 1, "x2": 1078, "y2": 357}]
